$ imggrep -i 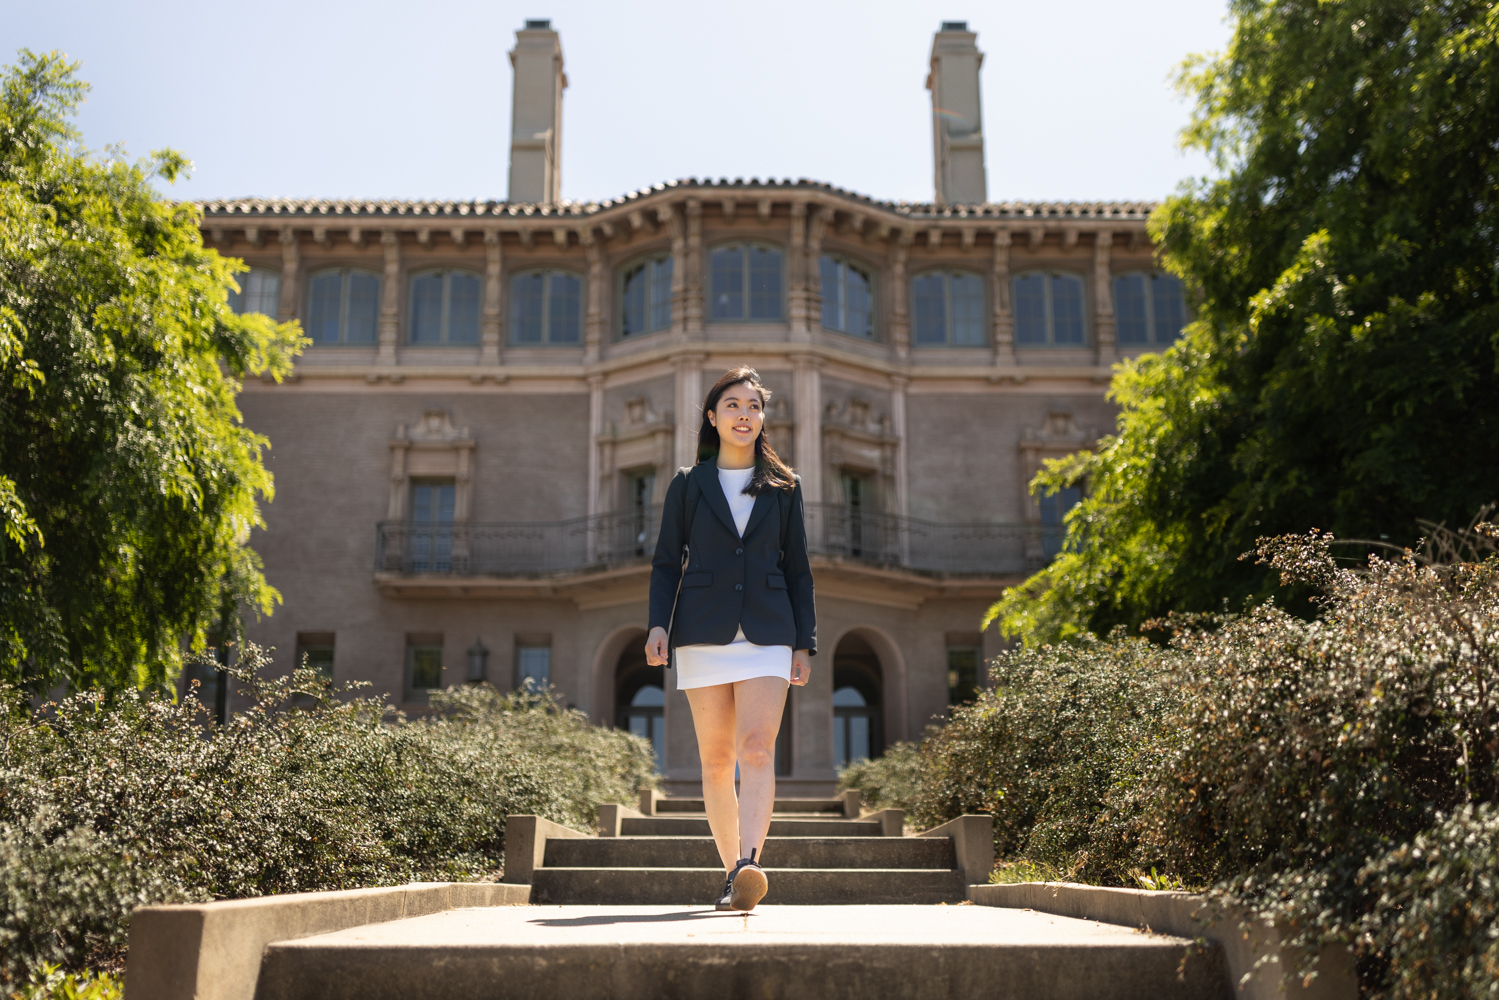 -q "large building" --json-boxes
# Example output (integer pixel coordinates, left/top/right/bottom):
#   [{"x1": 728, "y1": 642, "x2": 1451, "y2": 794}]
[{"x1": 197, "y1": 20, "x2": 1184, "y2": 794}]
